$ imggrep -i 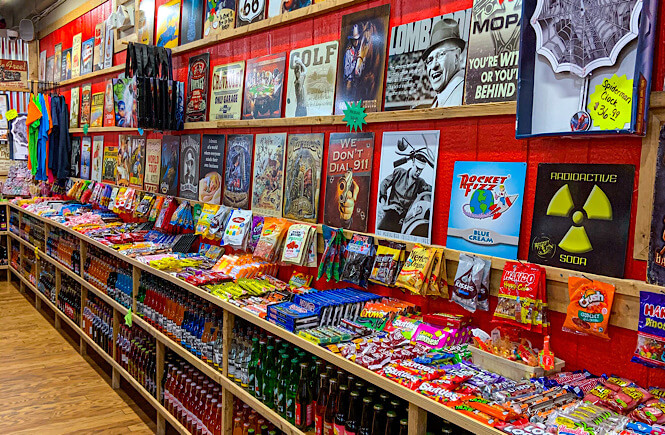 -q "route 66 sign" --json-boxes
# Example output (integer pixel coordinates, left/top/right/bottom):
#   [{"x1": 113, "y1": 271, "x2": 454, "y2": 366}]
[{"x1": 236, "y1": 0, "x2": 265, "y2": 26}]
